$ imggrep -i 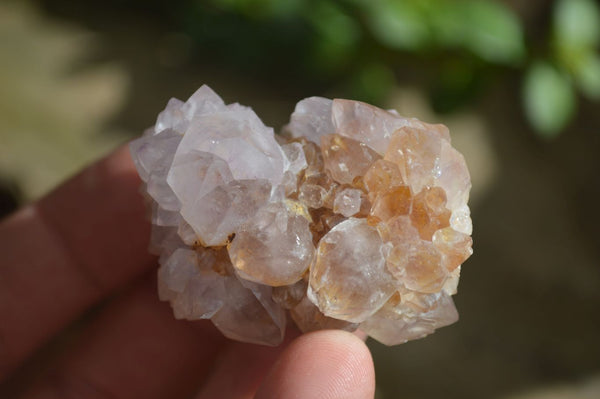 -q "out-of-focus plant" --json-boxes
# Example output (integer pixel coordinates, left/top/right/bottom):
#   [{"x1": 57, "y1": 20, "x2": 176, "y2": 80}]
[
  {"x1": 198, "y1": 0, "x2": 527, "y2": 104},
  {"x1": 524, "y1": 0, "x2": 600, "y2": 137},
  {"x1": 187, "y1": 0, "x2": 599, "y2": 138},
  {"x1": 30, "y1": 0, "x2": 596, "y2": 138},
  {"x1": 359, "y1": 0, "x2": 525, "y2": 64}
]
